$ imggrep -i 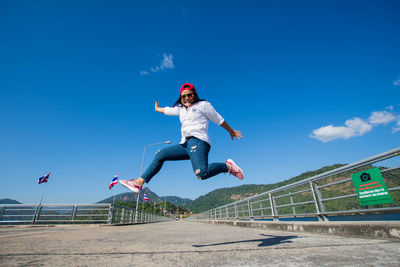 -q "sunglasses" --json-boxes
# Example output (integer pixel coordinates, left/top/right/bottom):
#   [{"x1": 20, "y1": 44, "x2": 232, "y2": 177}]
[{"x1": 181, "y1": 93, "x2": 194, "y2": 99}]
